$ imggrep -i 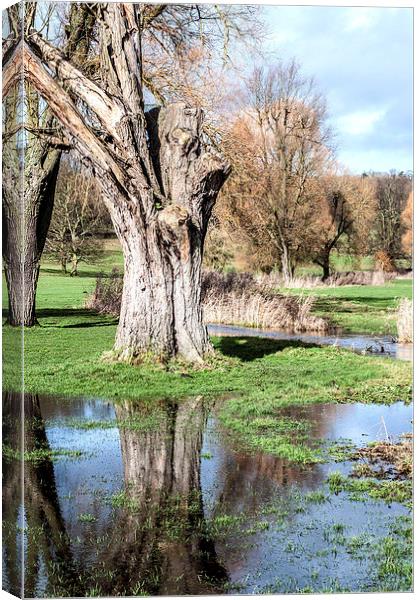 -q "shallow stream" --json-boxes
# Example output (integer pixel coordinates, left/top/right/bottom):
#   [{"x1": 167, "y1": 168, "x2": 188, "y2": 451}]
[
  {"x1": 2, "y1": 393, "x2": 412, "y2": 596},
  {"x1": 208, "y1": 323, "x2": 413, "y2": 361}
]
